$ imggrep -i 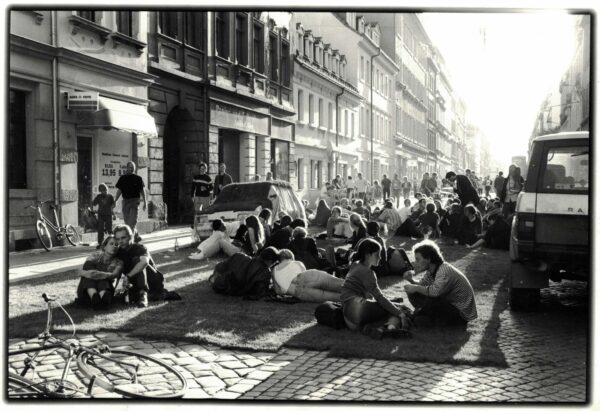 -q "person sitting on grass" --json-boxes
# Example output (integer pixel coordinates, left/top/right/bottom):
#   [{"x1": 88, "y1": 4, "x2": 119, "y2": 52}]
[
  {"x1": 418, "y1": 202, "x2": 441, "y2": 239},
  {"x1": 340, "y1": 238, "x2": 412, "y2": 339},
  {"x1": 403, "y1": 240, "x2": 477, "y2": 326},
  {"x1": 288, "y1": 226, "x2": 329, "y2": 270},
  {"x1": 188, "y1": 219, "x2": 230, "y2": 260},
  {"x1": 114, "y1": 224, "x2": 151, "y2": 308},
  {"x1": 352, "y1": 199, "x2": 371, "y2": 221},
  {"x1": 456, "y1": 204, "x2": 482, "y2": 246},
  {"x1": 347, "y1": 212, "x2": 368, "y2": 249},
  {"x1": 466, "y1": 213, "x2": 510, "y2": 250},
  {"x1": 221, "y1": 215, "x2": 265, "y2": 257},
  {"x1": 76, "y1": 235, "x2": 123, "y2": 309},
  {"x1": 339, "y1": 197, "x2": 352, "y2": 211},
  {"x1": 326, "y1": 206, "x2": 351, "y2": 240},
  {"x1": 258, "y1": 208, "x2": 273, "y2": 244},
  {"x1": 313, "y1": 199, "x2": 332, "y2": 227},
  {"x1": 482, "y1": 200, "x2": 503, "y2": 230},
  {"x1": 398, "y1": 198, "x2": 412, "y2": 223},
  {"x1": 265, "y1": 215, "x2": 294, "y2": 250},
  {"x1": 377, "y1": 200, "x2": 403, "y2": 234},
  {"x1": 271, "y1": 249, "x2": 344, "y2": 303},
  {"x1": 272, "y1": 211, "x2": 290, "y2": 232},
  {"x1": 440, "y1": 203, "x2": 463, "y2": 239},
  {"x1": 359, "y1": 221, "x2": 388, "y2": 277}
]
